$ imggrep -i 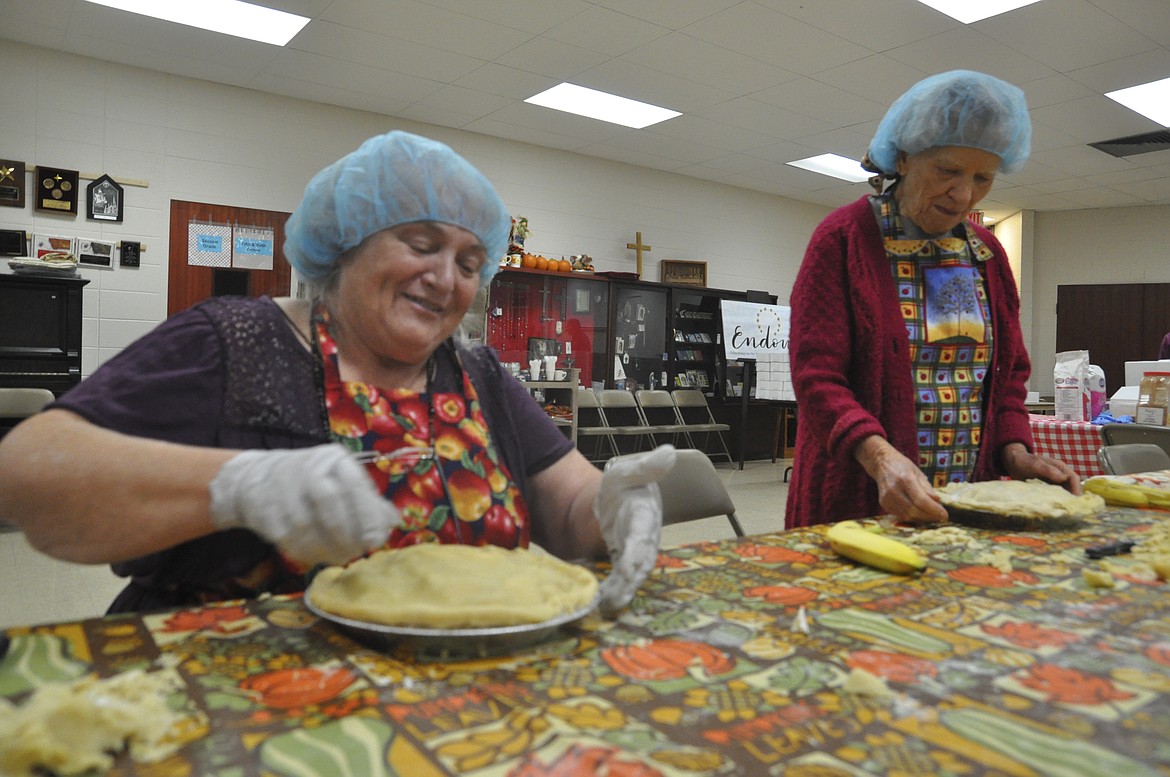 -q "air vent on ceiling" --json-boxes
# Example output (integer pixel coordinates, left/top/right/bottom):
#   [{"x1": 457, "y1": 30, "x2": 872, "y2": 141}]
[{"x1": 1089, "y1": 129, "x2": 1170, "y2": 158}]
